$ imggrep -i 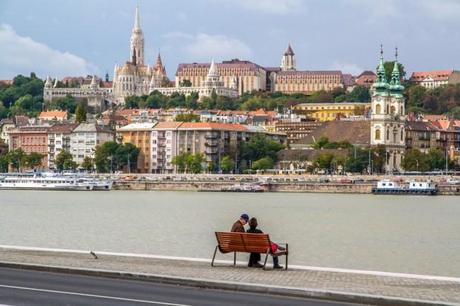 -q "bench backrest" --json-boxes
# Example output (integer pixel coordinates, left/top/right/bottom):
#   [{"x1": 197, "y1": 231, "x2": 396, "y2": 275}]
[{"x1": 215, "y1": 232, "x2": 271, "y2": 253}]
